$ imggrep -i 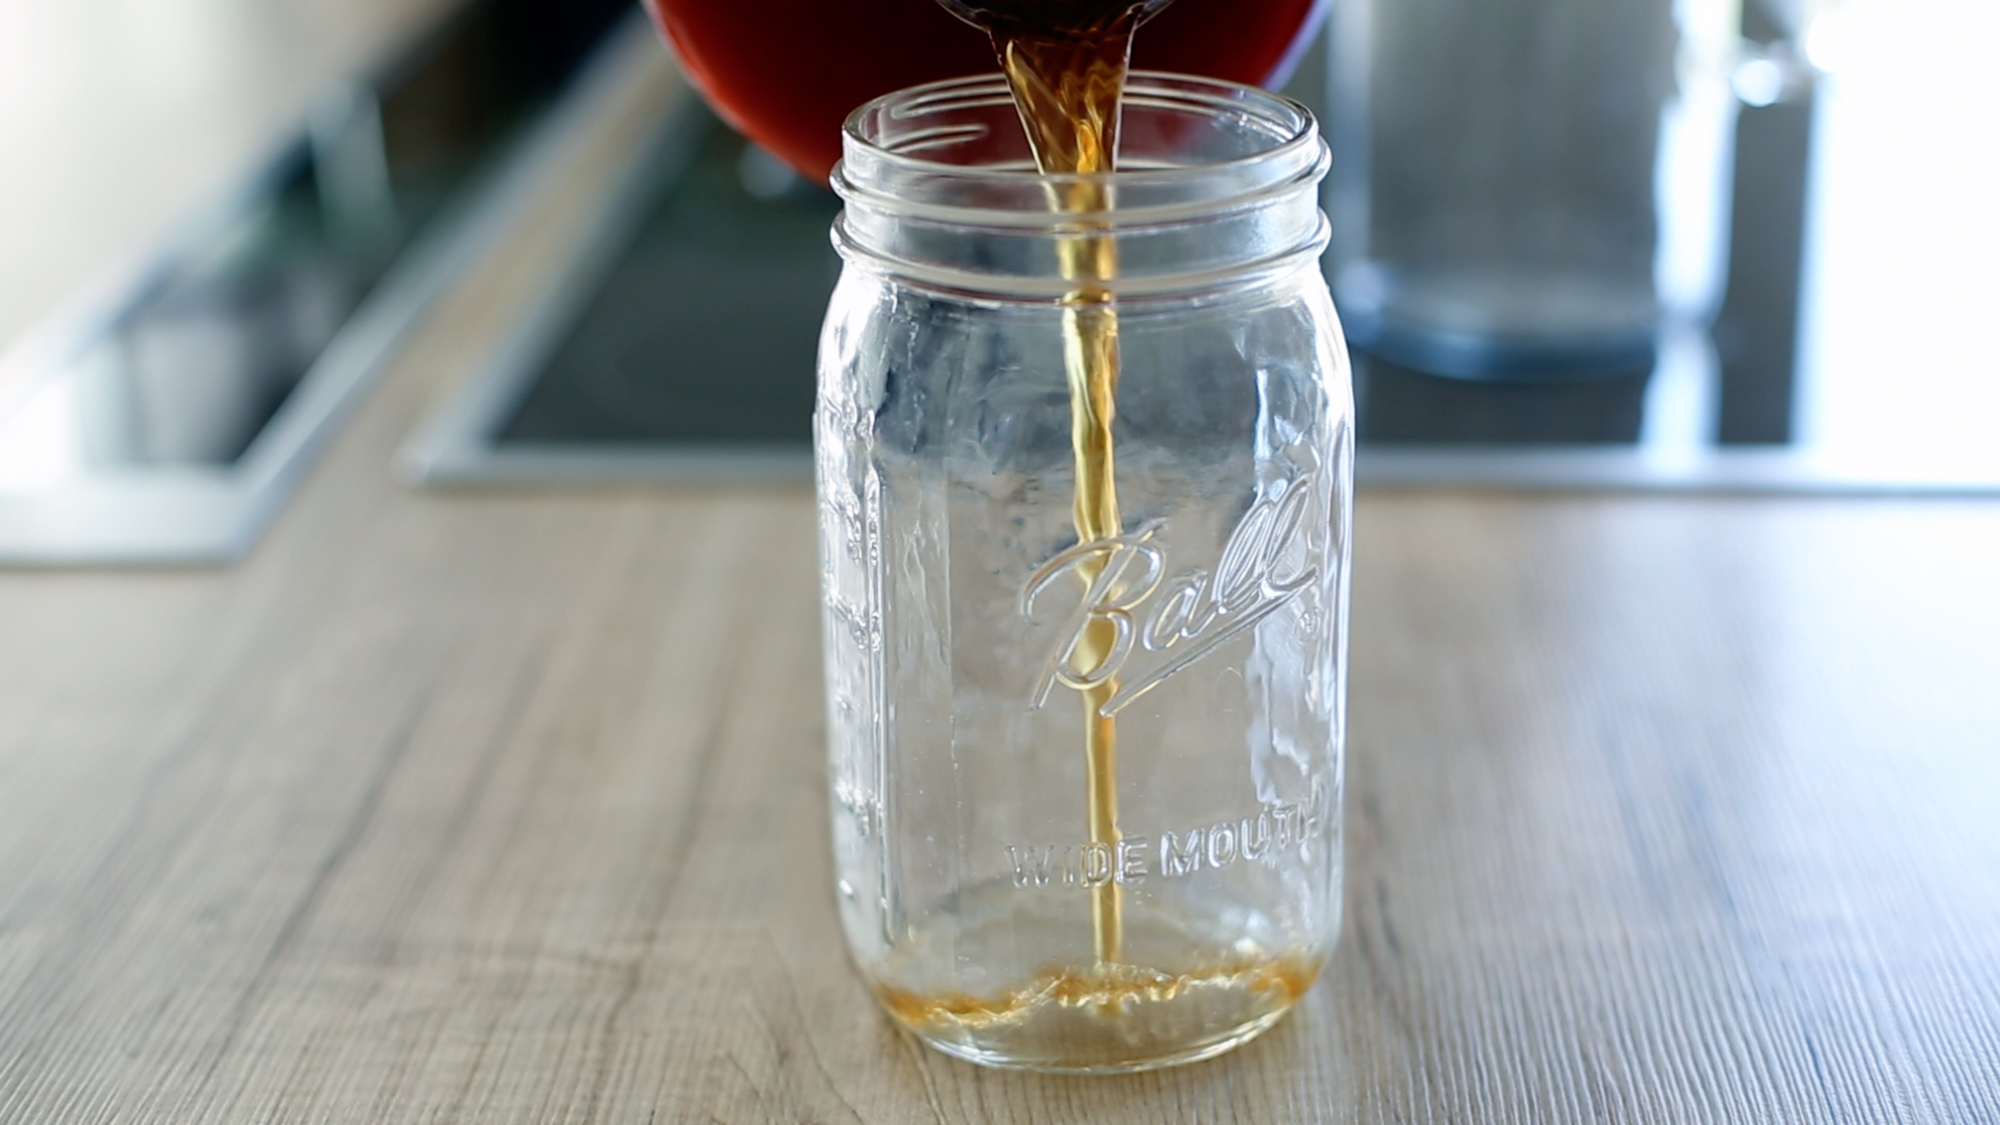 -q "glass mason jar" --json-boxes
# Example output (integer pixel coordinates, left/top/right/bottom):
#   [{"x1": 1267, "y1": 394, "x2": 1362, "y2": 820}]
[{"x1": 817, "y1": 73, "x2": 1352, "y2": 1073}]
